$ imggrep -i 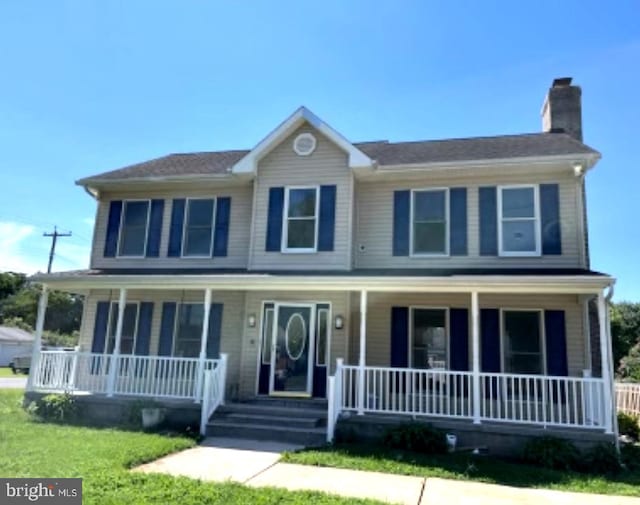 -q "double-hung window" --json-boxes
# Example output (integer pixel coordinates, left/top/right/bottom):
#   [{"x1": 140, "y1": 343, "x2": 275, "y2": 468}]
[
  {"x1": 498, "y1": 186, "x2": 541, "y2": 256},
  {"x1": 118, "y1": 200, "x2": 150, "y2": 257},
  {"x1": 182, "y1": 198, "x2": 216, "y2": 257},
  {"x1": 106, "y1": 303, "x2": 139, "y2": 355},
  {"x1": 502, "y1": 310, "x2": 544, "y2": 375},
  {"x1": 173, "y1": 303, "x2": 204, "y2": 358},
  {"x1": 410, "y1": 308, "x2": 447, "y2": 369},
  {"x1": 411, "y1": 189, "x2": 448, "y2": 255},
  {"x1": 283, "y1": 186, "x2": 319, "y2": 252}
]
